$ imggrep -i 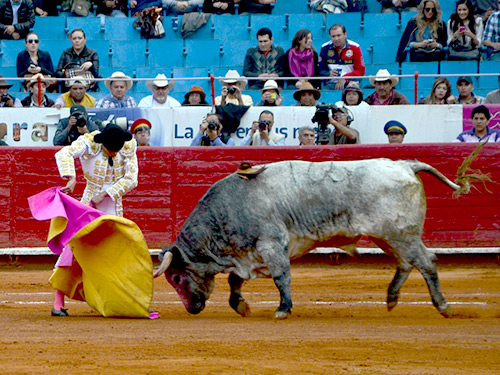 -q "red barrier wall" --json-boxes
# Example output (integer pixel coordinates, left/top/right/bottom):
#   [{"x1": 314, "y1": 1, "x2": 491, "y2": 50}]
[{"x1": 1, "y1": 144, "x2": 499, "y2": 249}]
